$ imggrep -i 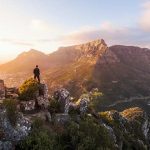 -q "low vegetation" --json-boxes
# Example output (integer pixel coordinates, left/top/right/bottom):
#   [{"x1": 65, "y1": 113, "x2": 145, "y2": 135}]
[
  {"x1": 3, "y1": 99, "x2": 18, "y2": 126},
  {"x1": 18, "y1": 78, "x2": 39, "y2": 101},
  {"x1": 16, "y1": 116, "x2": 114, "y2": 150}
]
